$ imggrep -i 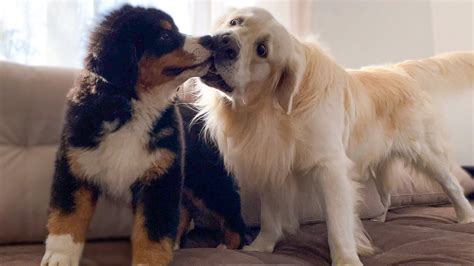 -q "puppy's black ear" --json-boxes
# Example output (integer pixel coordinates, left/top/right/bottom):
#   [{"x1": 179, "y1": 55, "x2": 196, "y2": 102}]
[
  {"x1": 275, "y1": 46, "x2": 305, "y2": 114},
  {"x1": 94, "y1": 42, "x2": 140, "y2": 89}
]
